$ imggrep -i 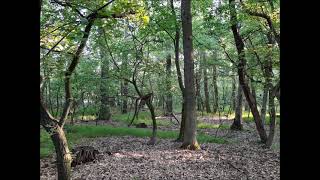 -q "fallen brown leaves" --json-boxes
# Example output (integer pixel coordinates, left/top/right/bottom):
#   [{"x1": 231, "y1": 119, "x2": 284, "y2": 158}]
[{"x1": 41, "y1": 133, "x2": 279, "y2": 180}]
